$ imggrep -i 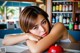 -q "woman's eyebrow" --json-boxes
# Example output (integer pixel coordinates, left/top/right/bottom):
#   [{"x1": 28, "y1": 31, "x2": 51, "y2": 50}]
[
  {"x1": 34, "y1": 23, "x2": 38, "y2": 27},
  {"x1": 34, "y1": 25, "x2": 38, "y2": 27},
  {"x1": 41, "y1": 19, "x2": 46, "y2": 23},
  {"x1": 34, "y1": 18, "x2": 45, "y2": 26}
]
